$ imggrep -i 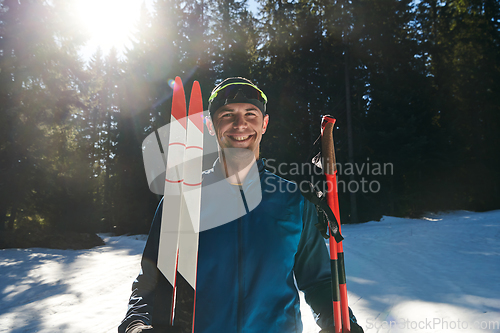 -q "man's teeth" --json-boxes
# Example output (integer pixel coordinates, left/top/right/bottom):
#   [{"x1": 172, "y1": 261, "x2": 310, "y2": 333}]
[{"x1": 232, "y1": 135, "x2": 250, "y2": 141}]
